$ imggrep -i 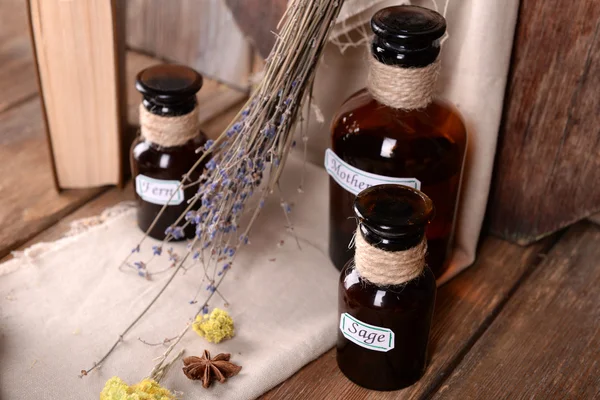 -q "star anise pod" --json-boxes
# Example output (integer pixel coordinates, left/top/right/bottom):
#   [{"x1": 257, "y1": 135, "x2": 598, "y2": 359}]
[{"x1": 182, "y1": 350, "x2": 242, "y2": 388}]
